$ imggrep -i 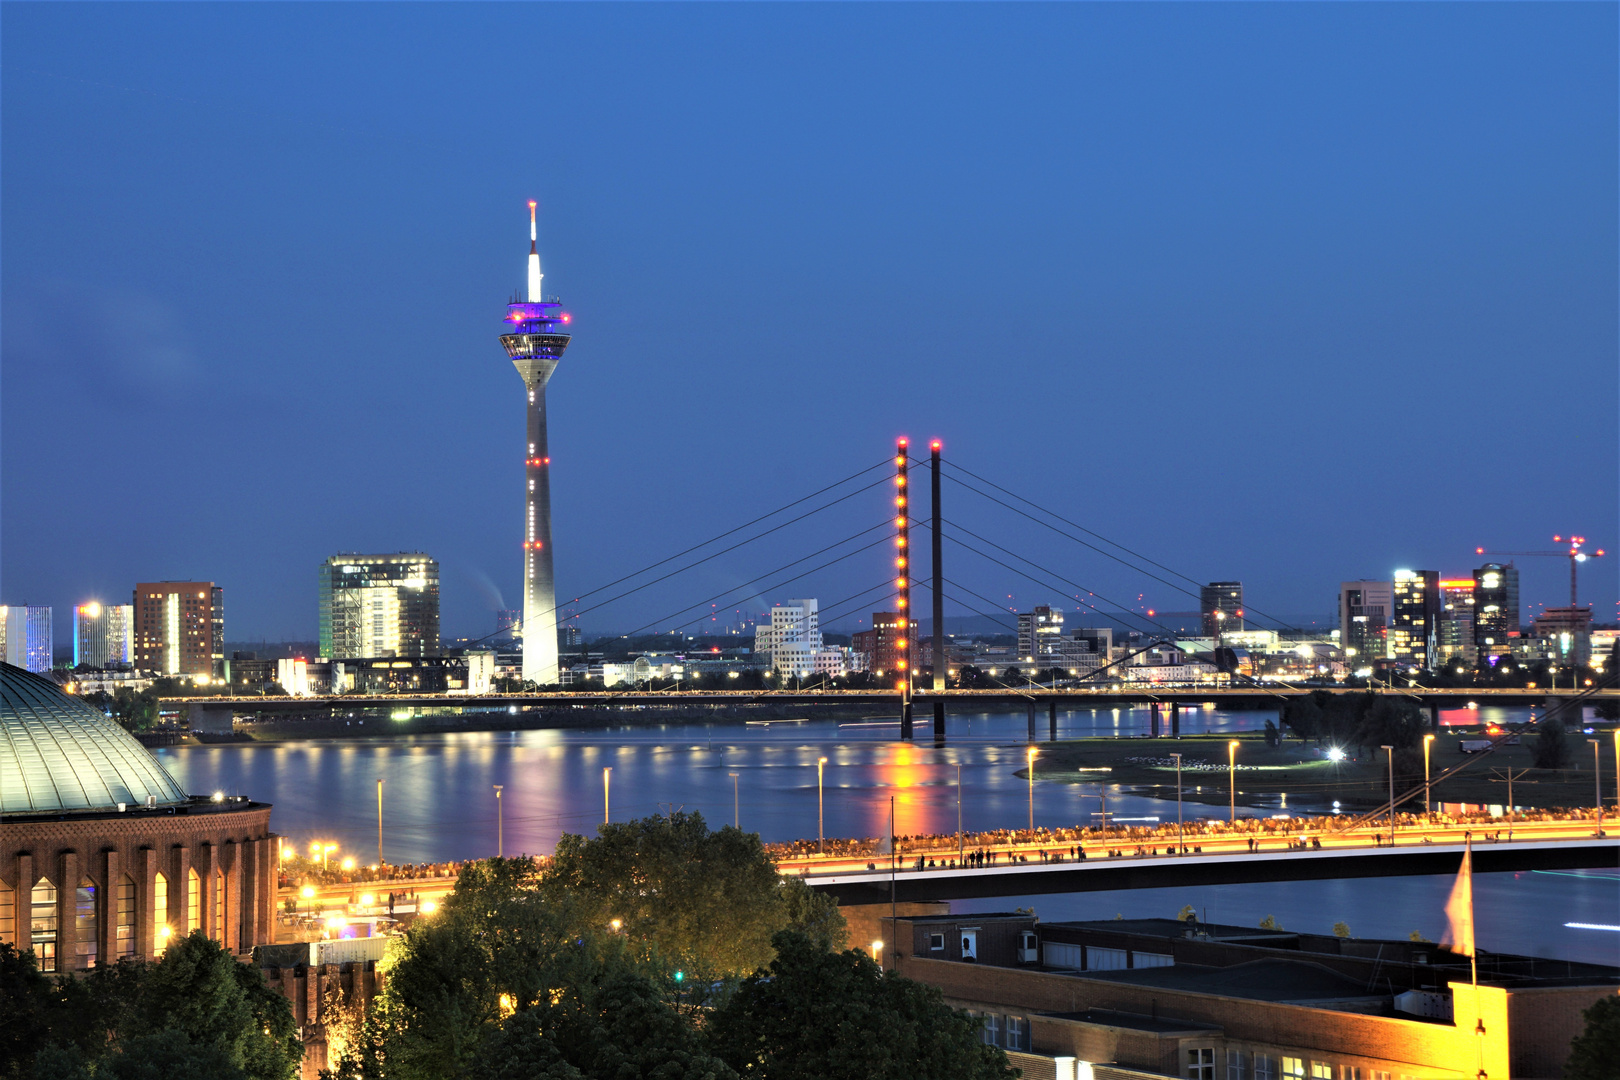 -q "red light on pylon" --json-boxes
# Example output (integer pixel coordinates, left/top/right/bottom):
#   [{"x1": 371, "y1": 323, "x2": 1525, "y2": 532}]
[
  {"x1": 930, "y1": 440, "x2": 941, "y2": 451},
  {"x1": 897, "y1": 437, "x2": 908, "y2": 448},
  {"x1": 1475, "y1": 547, "x2": 1485, "y2": 555}
]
